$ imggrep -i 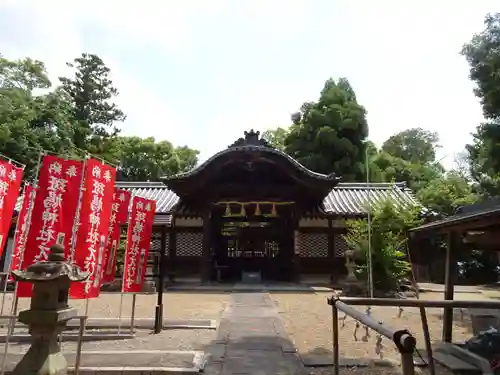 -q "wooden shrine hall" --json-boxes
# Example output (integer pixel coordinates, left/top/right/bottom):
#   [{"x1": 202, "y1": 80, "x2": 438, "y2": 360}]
[
  {"x1": 1, "y1": 130, "x2": 420, "y2": 284},
  {"x1": 117, "y1": 130, "x2": 420, "y2": 285}
]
